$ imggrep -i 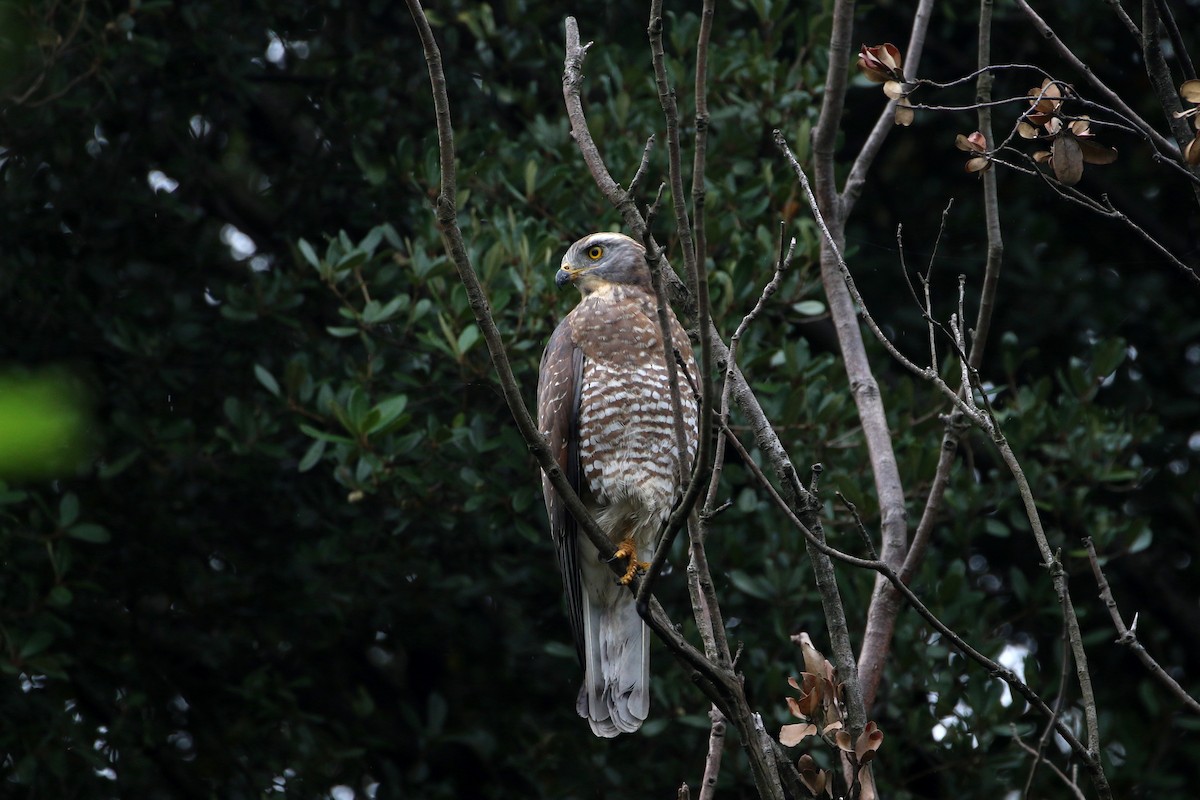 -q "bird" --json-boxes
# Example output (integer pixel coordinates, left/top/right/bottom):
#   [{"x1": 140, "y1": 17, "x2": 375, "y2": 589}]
[{"x1": 536, "y1": 231, "x2": 700, "y2": 737}]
